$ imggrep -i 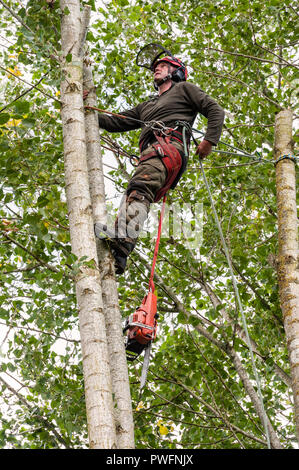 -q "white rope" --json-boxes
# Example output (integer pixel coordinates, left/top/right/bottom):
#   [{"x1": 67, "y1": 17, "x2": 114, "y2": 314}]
[{"x1": 199, "y1": 158, "x2": 272, "y2": 449}]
